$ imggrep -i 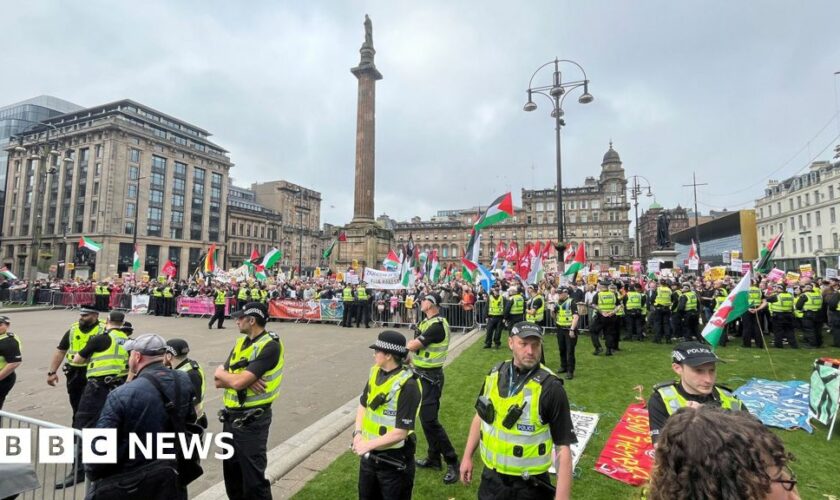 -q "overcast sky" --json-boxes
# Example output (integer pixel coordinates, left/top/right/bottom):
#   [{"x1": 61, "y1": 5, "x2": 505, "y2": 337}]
[{"x1": 5, "y1": 1, "x2": 840, "y2": 228}]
